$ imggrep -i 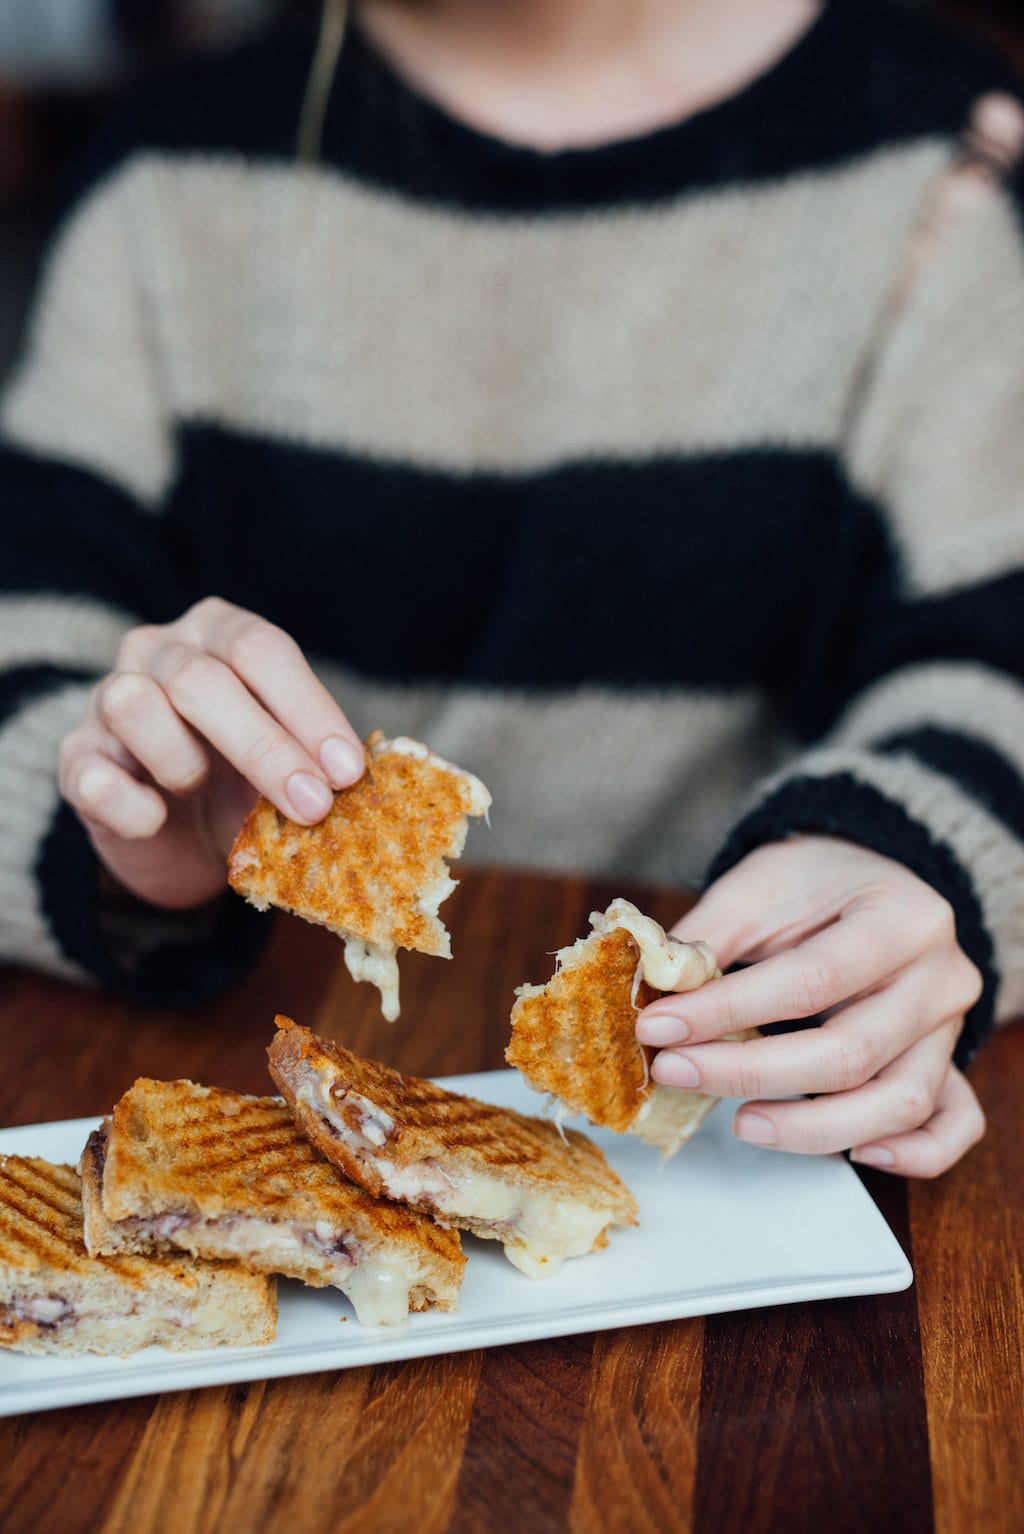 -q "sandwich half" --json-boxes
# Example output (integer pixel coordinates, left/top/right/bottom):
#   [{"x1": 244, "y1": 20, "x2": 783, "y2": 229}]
[
  {"x1": 507, "y1": 899, "x2": 727, "y2": 1156},
  {"x1": 228, "y1": 731, "x2": 491, "y2": 1020},
  {"x1": 268, "y1": 1017, "x2": 638, "y2": 1279},
  {"x1": 84, "y1": 1079, "x2": 465, "y2": 1327},
  {"x1": 0, "y1": 1155, "x2": 276, "y2": 1356}
]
